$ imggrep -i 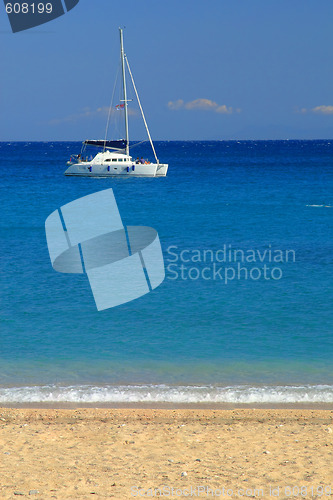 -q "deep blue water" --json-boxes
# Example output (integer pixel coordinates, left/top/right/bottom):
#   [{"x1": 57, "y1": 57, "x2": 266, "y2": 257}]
[{"x1": 0, "y1": 140, "x2": 332, "y2": 404}]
